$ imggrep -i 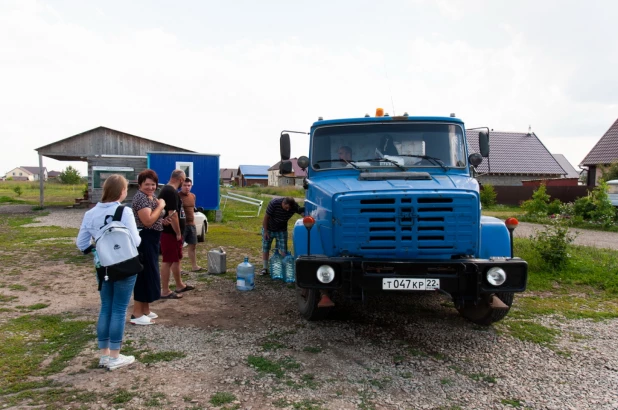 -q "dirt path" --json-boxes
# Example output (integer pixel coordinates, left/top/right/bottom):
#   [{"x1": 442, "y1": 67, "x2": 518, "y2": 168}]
[{"x1": 514, "y1": 221, "x2": 618, "y2": 250}]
